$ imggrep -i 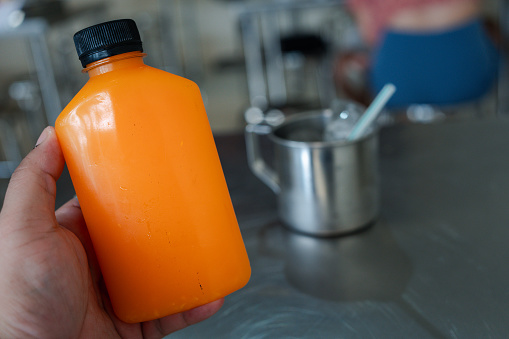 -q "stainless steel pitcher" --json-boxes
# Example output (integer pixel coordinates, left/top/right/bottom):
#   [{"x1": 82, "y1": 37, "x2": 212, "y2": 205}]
[{"x1": 245, "y1": 109, "x2": 379, "y2": 236}]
